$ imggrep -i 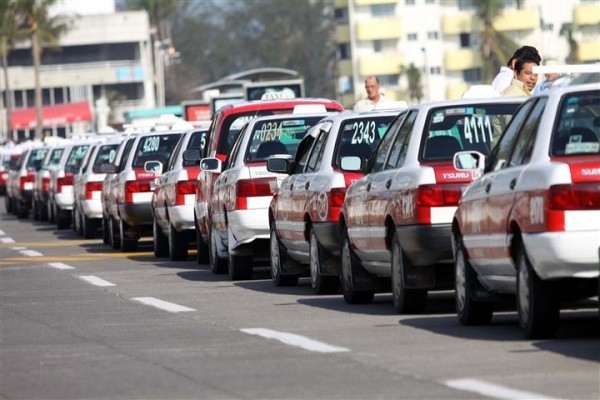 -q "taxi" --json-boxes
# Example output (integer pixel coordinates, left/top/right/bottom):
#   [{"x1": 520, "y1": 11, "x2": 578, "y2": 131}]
[
  {"x1": 203, "y1": 112, "x2": 330, "y2": 279},
  {"x1": 340, "y1": 97, "x2": 523, "y2": 311},
  {"x1": 452, "y1": 83, "x2": 599, "y2": 338},
  {"x1": 152, "y1": 125, "x2": 209, "y2": 261},
  {"x1": 268, "y1": 110, "x2": 401, "y2": 292},
  {"x1": 194, "y1": 96, "x2": 344, "y2": 264},
  {"x1": 33, "y1": 144, "x2": 67, "y2": 222},
  {"x1": 7, "y1": 145, "x2": 48, "y2": 219}
]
